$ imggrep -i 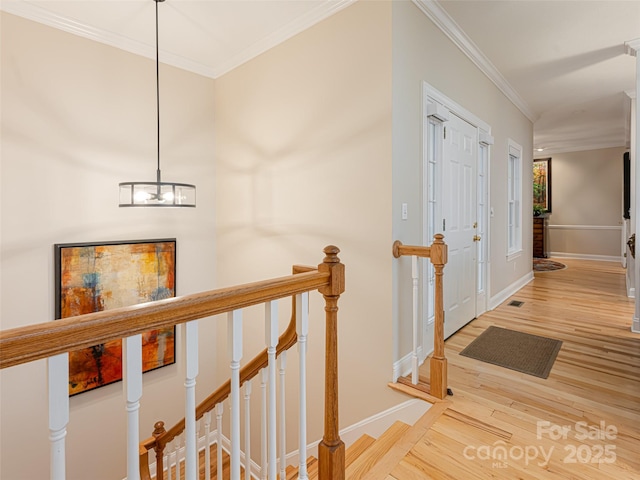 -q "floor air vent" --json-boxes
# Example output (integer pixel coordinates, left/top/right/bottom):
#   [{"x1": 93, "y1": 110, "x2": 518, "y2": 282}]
[{"x1": 508, "y1": 300, "x2": 524, "y2": 307}]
